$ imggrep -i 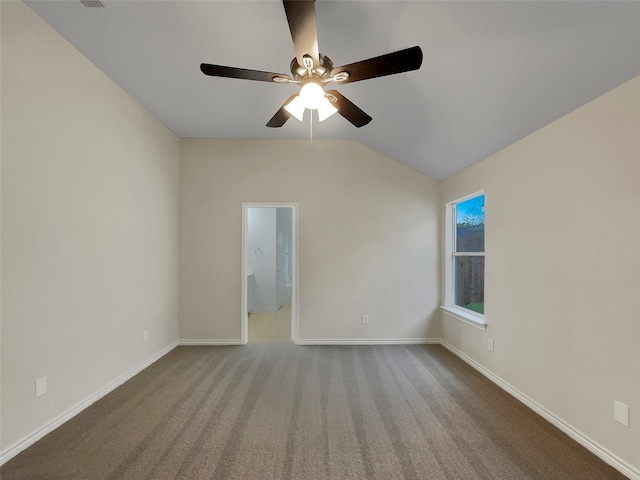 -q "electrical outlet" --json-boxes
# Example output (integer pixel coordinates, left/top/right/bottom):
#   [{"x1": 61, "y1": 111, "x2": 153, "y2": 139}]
[
  {"x1": 614, "y1": 401, "x2": 630, "y2": 427},
  {"x1": 143, "y1": 330, "x2": 148, "y2": 342},
  {"x1": 35, "y1": 376, "x2": 47, "y2": 398},
  {"x1": 362, "y1": 315, "x2": 369, "y2": 325},
  {"x1": 488, "y1": 338, "x2": 494, "y2": 352}
]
